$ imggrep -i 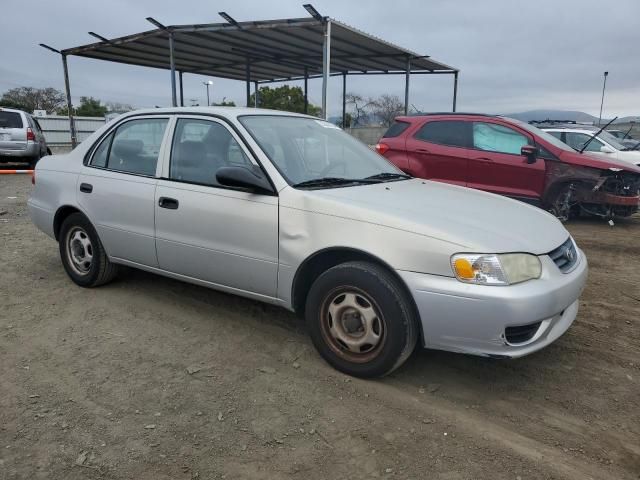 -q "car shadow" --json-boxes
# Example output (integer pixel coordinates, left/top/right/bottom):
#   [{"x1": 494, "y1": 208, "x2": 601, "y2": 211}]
[{"x1": 110, "y1": 265, "x2": 578, "y2": 397}]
